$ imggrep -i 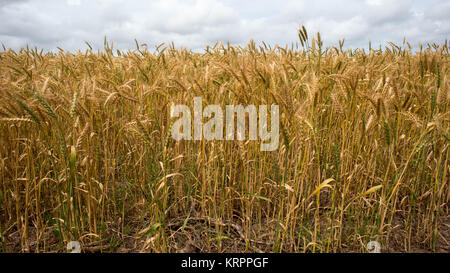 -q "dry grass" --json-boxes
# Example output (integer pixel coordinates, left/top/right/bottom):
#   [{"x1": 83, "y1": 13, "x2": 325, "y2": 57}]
[{"x1": 0, "y1": 33, "x2": 448, "y2": 253}]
